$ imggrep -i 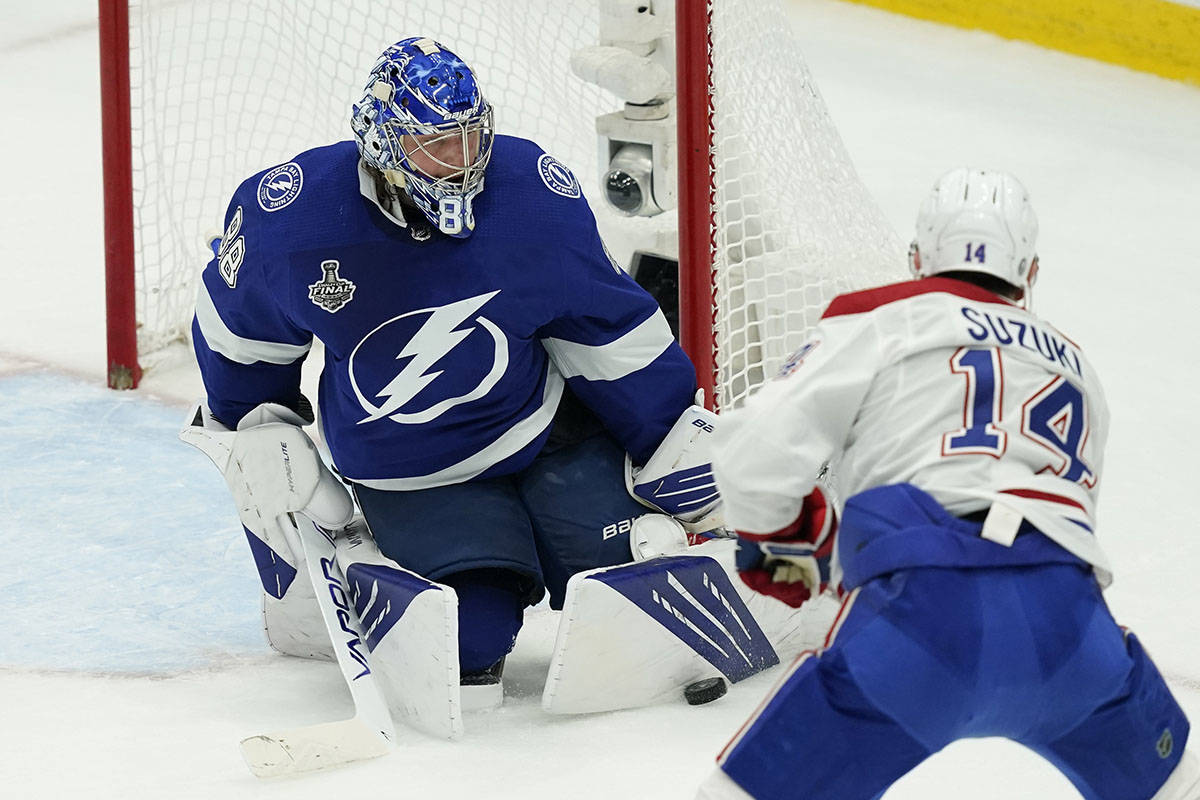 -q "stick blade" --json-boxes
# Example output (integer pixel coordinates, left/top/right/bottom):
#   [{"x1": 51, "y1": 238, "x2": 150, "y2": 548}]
[{"x1": 240, "y1": 718, "x2": 392, "y2": 778}]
